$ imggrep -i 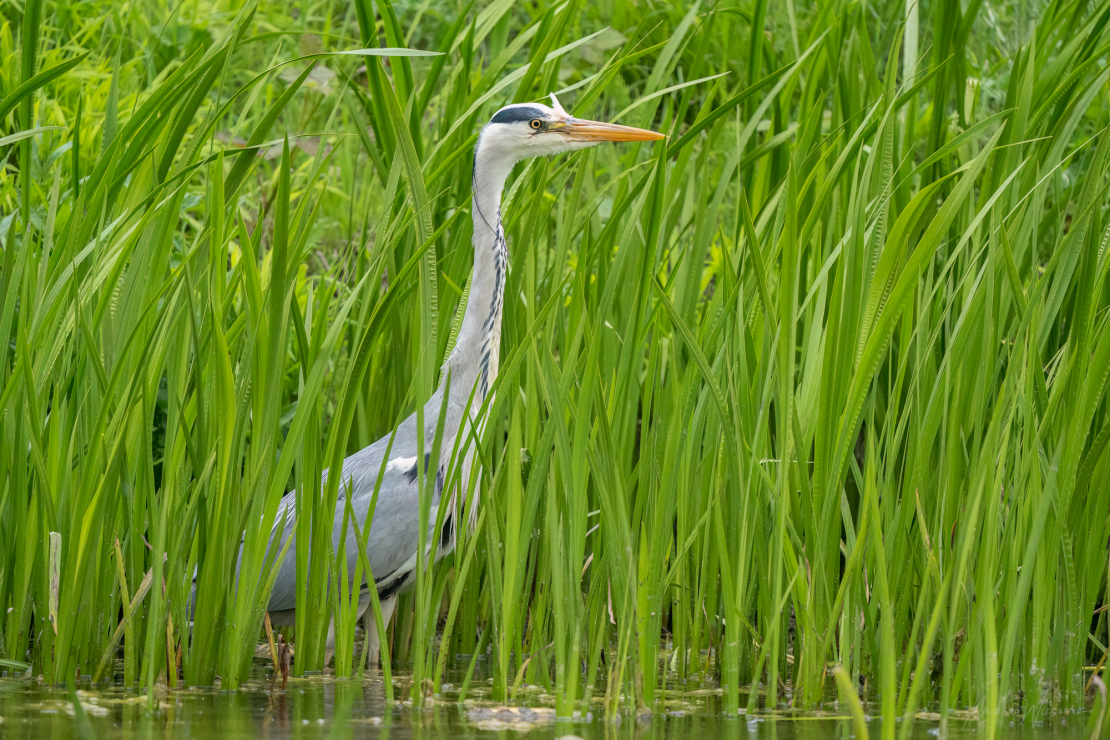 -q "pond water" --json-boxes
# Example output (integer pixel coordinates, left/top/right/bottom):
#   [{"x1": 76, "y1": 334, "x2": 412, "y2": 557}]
[{"x1": 0, "y1": 663, "x2": 1096, "y2": 739}]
